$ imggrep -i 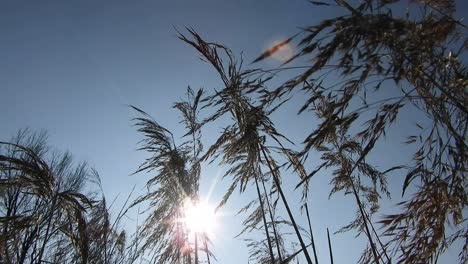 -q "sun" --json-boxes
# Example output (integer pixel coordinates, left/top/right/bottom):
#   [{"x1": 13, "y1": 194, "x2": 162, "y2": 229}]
[{"x1": 183, "y1": 199, "x2": 217, "y2": 236}]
